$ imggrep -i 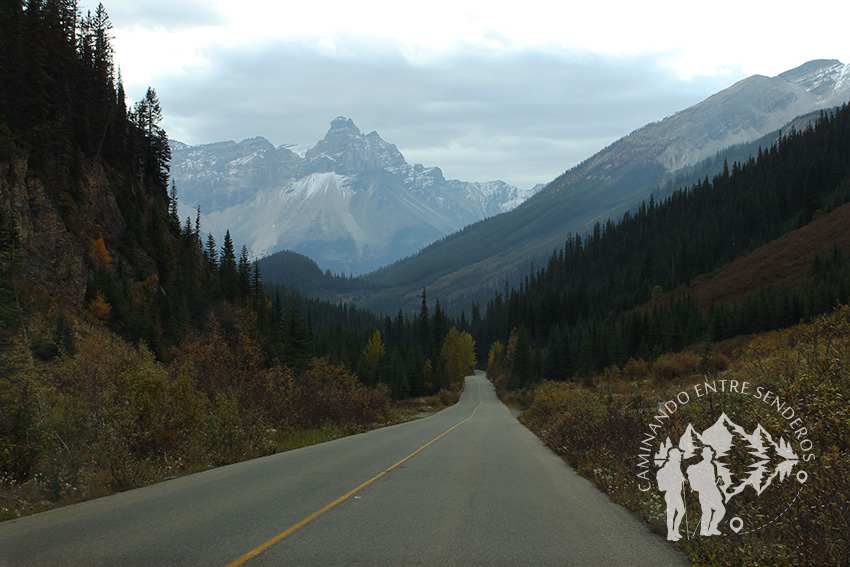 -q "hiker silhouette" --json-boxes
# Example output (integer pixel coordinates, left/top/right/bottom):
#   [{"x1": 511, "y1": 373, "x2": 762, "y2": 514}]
[
  {"x1": 686, "y1": 446, "x2": 725, "y2": 536},
  {"x1": 656, "y1": 448, "x2": 685, "y2": 541}
]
